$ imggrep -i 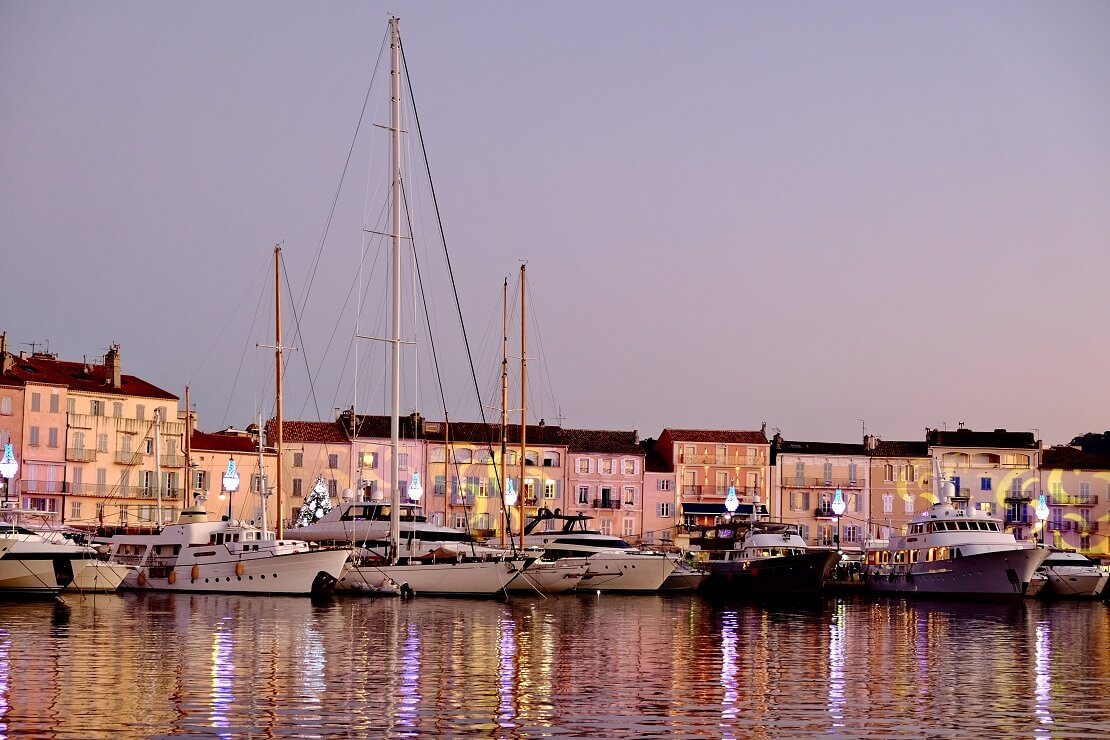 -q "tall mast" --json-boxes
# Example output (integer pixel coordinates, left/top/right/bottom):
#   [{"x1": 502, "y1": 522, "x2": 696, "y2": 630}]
[
  {"x1": 274, "y1": 244, "x2": 285, "y2": 539},
  {"x1": 500, "y1": 277, "x2": 509, "y2": 546},
  {"x1": 518, "y1": 263, "x2": 526, "y2": 551},
  {"x1": 388, "y1": 16, "x2": 403, "y2": 564}
]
